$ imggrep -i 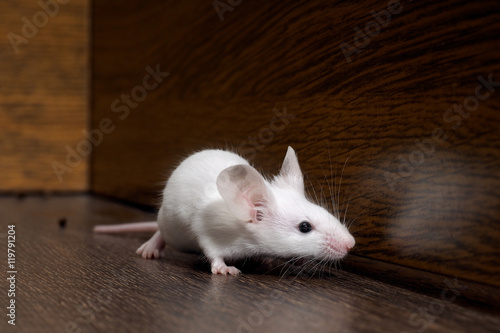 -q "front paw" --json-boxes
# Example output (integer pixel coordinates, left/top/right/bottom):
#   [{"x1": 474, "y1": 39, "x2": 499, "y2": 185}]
[{"x1": 211, "y1": 261, "x2": 241, "y2": 275}]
